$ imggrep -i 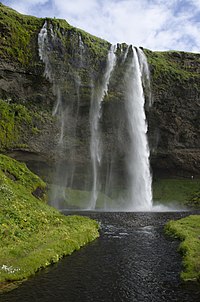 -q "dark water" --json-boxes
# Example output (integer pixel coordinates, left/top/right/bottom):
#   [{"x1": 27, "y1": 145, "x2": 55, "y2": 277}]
[{"x1": 1, "y1": 211, "x2": 200, "y2": 302}]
